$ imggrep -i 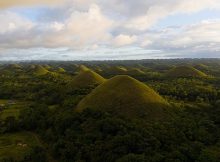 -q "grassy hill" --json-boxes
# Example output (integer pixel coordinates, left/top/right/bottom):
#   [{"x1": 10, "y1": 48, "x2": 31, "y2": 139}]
[
  {"x1": 78, "y1": 65, "x2": 90, "y2": 72},
  {"x1": 8, "y1": 64, "x2": 22, "y2": 69},
  {"x1": 57, "y1": 67, "x2": 66, "y2": 73},
  {"x1": 127, "y1": 68, "x2": 145, "y2": 75},
  {"x1": 69, "y1": 70, "x2": 106, "y2": 89},
  {"x1": 76, "y1": 75, "x2": 170, "y2": 119},
  {"x1": 194, "y1": 64, "x2": 209, "y2": 71},
  {"x1": 167, "y1": 66, "x2": 207, "y2": 78},
  {"x1": 43, "y1": 64, "x2": 51, "y2": 70},
  {"x1": 33, "y1": 65, "x2": 49, "y2": 76},
  {"x1": 105, "y1": 66, "x2": 128, "y2": 74}
]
